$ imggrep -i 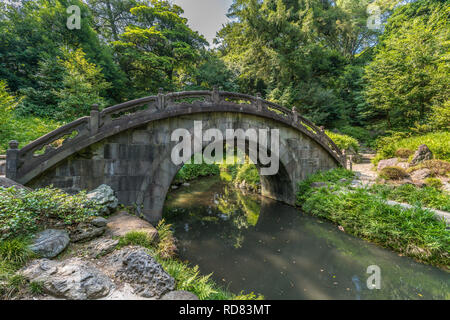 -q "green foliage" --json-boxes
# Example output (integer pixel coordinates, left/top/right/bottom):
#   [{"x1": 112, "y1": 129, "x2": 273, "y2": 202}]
[
  {"x1": 374, "y1": 131, "x2": 450, "y2": 164},
  {"x1": 379, "y1": 166, "x2": 408, "y2": 180},
  {"x1": 54, "y1": 48, "x2": 111, "y2": 121},
  {"x1": 155, "y1": 219, "x2": 177, "y2": 259},
  {"x1": 0, "y1": 116, "x2": 60, "y2": 154},
  {"x1": 297, "y1": 170, "x2": 450, "y2": 267},
  {"x1": 0, "y1": 237, "x2": 34, "y2": 299},
  {"x1": 235, "y1": 164, "x2": 260, "y2": 190},
  {"x1": 424, "y1": 177, "x2": 443, "y2": 189},
  {"x1": 326, "y1": 131, "x2": 360, "y2": 153},
  {"x1": 369, "y1": 184, "x2": 450, "y2": 212},
  {"x1": 0, "y1": 238, "x2": 34, "y2": 267},
  {"x1": 0, "y1": 187, "x2": 100, "y2": 240},
  {"x1": 117, "y1": 231, "x2": 155, "y2": 249},
  {"x1": 29, "y1": 281, "x2": 44, "y2": 295},
  {"x1": 364, "y1": 0, "x2": 449, "y2": 130},
  {"x1": 174, "y1": 157, "x2": 221, "y2": 183}
]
